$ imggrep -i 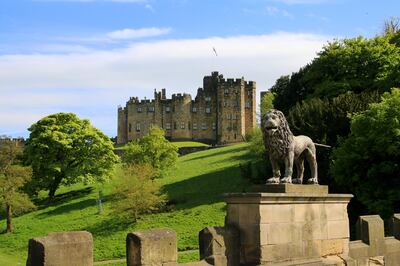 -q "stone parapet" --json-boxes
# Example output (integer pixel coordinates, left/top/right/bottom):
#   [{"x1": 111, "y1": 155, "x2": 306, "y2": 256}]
[
  {"x1": 224, "y1": 184, "x2": 353, "y2": 265},
  {"x1": 26, "y1": 231, "x2": 93, "y2": 266}
]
